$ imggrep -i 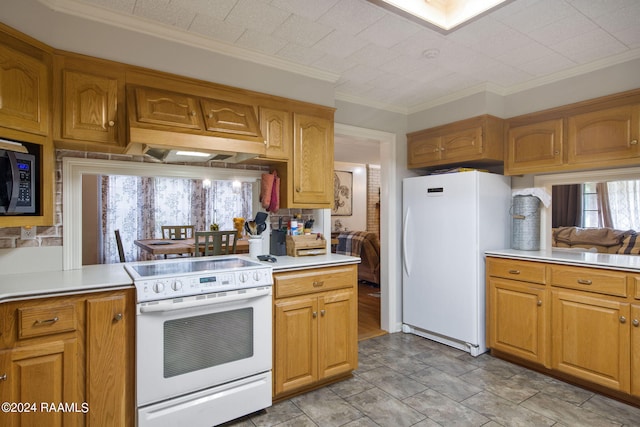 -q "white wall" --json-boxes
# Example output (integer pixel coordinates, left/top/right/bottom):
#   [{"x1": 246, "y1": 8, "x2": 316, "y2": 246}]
[{"x1": 332, "y1": 162, "x2": 367, "y2": 233}]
